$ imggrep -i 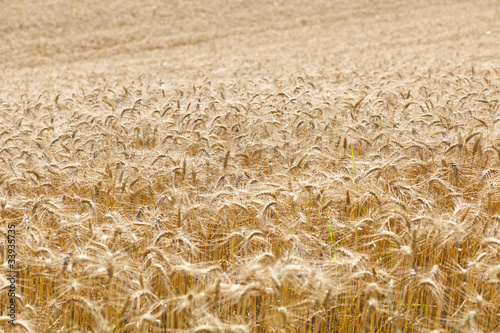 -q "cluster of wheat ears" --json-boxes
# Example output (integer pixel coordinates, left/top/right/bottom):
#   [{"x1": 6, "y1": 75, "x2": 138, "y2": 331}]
[{"x1": 0, "y1": 65, "x2": 499, "y2": 332}]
